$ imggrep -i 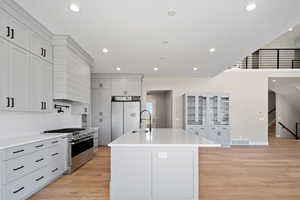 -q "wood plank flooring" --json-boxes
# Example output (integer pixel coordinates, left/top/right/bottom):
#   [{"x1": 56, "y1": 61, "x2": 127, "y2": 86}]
[{"x1": 30, "y1": 126, "x2": 300, "y2": 200}]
